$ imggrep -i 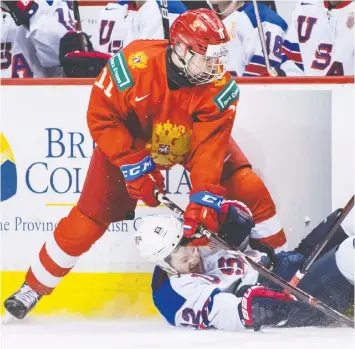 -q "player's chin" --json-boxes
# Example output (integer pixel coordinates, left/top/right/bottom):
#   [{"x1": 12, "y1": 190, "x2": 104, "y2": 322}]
[{"x1": 189, "y1": 262, "x2": 202, "y2": 274}]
